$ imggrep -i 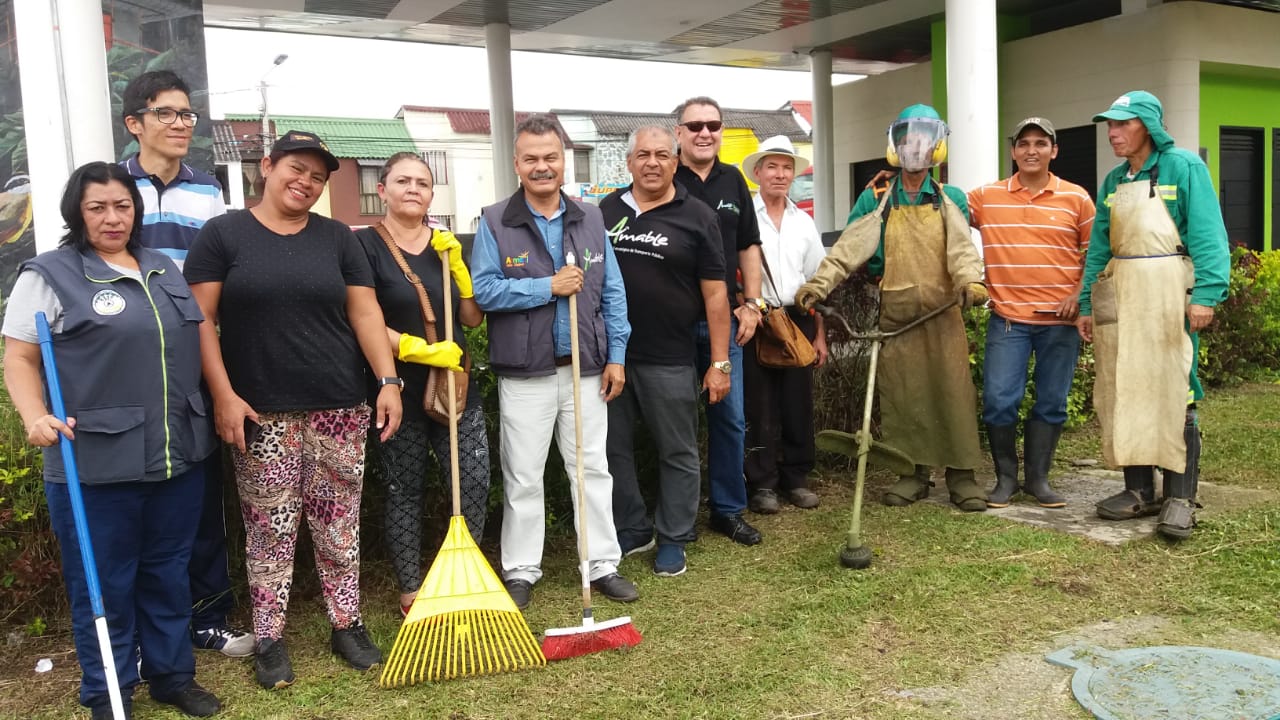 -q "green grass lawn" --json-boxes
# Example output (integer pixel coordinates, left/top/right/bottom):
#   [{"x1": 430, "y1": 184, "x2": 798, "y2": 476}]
[{"x1": 4, "y1": 383, "x2": 1279, "y2": 719}]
